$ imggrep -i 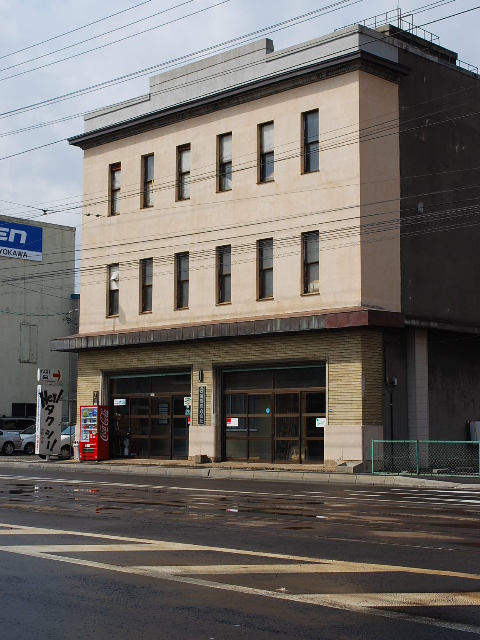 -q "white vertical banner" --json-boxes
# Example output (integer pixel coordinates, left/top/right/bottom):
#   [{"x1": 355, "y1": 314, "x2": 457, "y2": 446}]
[{"x1": 35, "y1": 383, "x2": 64, "y2": 456}]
